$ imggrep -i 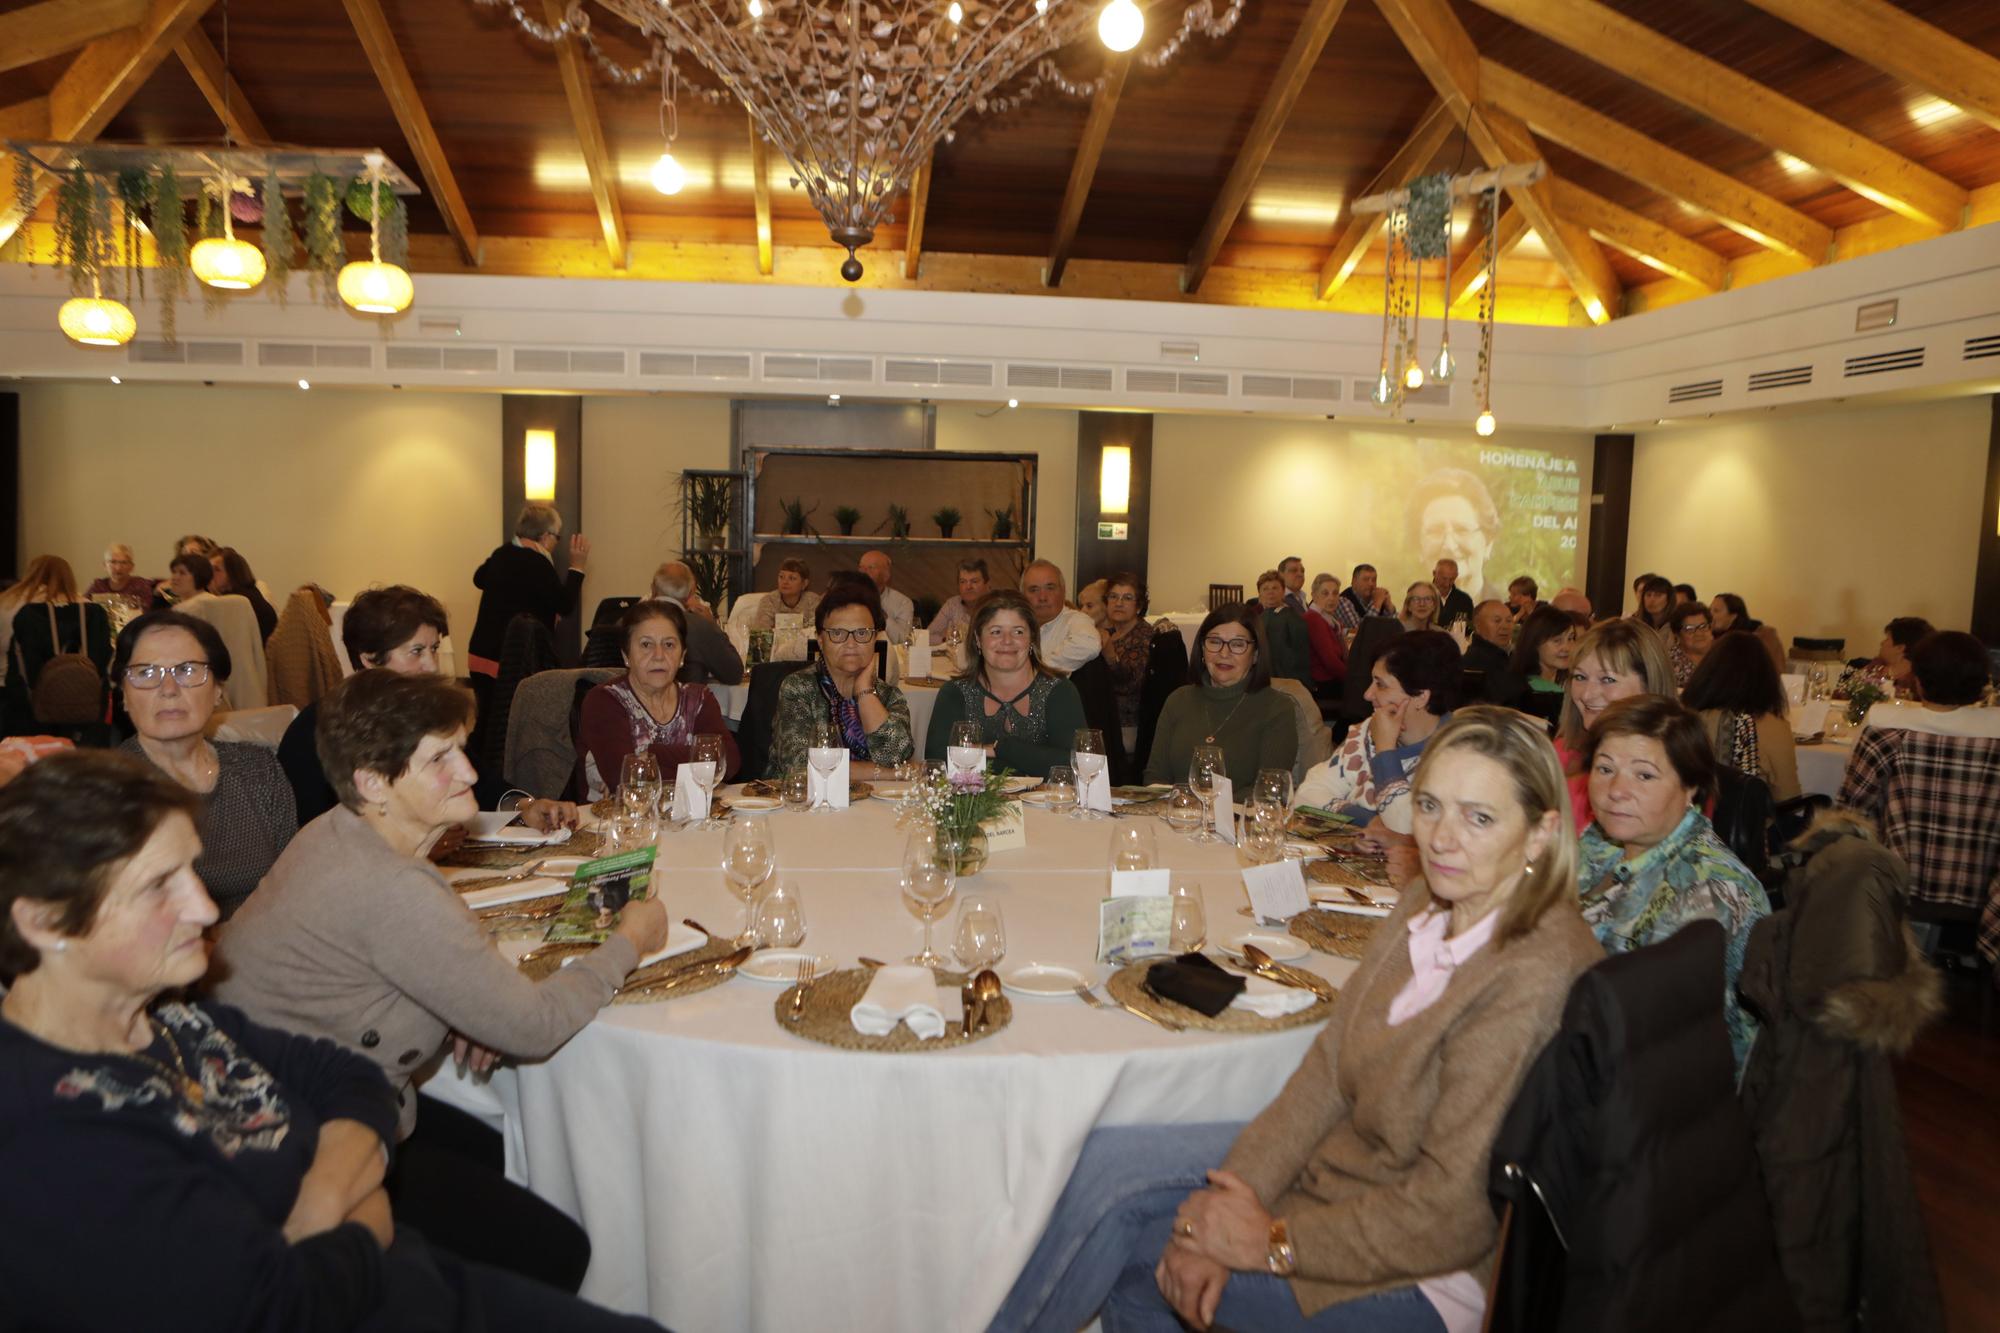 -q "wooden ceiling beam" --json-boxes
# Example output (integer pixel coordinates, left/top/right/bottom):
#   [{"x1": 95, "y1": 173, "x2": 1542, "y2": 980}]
[
  {"x1": 175, "y1": 26, "x2": 270, "y2": 144},
  {"x1": 1373, "y1": 0, "x2": 1619, "y2": 323},
  {"x1": 1479, "y1": 61, "x2": 1831, "y2": 261},
  {"x1": 0, "y1": 99, "x2": 52, "y2": 141},
  {"x1": 1317, "y1": 98, "x2": 1455, "y2": 299},
  {"x1": 1550, "y1": 176, "x2": 1726, "y2": 290},
  {"x1": 0, "y1": 0, "x2": 150, "y2": 76},
  {"x1": 1046, "y1": 52, "x2": 1130, "y2": 288},
  {"x1": 543, "y1": 0, "x2": 625, "y2": 269},
  {"x1": 1742, "y1": 0, "x2": 2000, "y2": 137},
  {"x1": 1445, "y1": 202, "x2": 1525, "y2": 307},
  {"x1": 750, "y1": 116, "x2": 773, "y2": 276},
  {"x1": 340, "y1": 0, "x2": 481, "y2": 265},
  {"x1": 1182, "y1": 0, "x2": 1352, "y2": 294},
  {"x1": 1464, "y1": 0, "x2": 1968, "y2": 231},
  {"x1": 903, "y1": 154, "x2": 931, "y2": 281},
  {"x1": 2, "y1": 0, "x2": 218, "y2": 247}
]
